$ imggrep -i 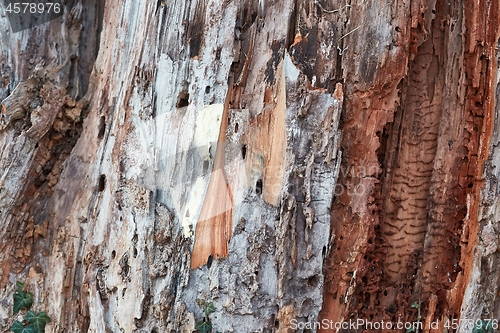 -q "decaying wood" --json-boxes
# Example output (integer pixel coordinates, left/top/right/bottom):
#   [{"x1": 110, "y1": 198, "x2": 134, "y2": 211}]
[
  {"x1": 320, "y1": 0, "x2": 500, "y2": 330},
  {"x1": 190, "y1": 77, "x2": 234, "y2": 269},
  {"x1": 0, "y1": 0, "x2": 499, "y2": 332}
]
